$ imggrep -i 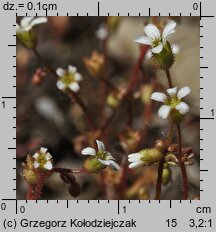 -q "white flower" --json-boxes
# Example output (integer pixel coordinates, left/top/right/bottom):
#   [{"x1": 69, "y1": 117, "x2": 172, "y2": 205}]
[
  {"x1": 16, "y1": 17, "x2": 48, "y2": 33},
  {"x1": 95, "y1": 23, "x2": 108, "y2": 40},
  {"x1": 56, "y1": 65, "x2": 83, "y2": 92},
  {"x1": 81, "y1": 140, "x2": 120, "y2": 170},
  {"x1": 134, "y1": 20, "x2": 176, "y2": 54},
  {"x1": 33, "y1": 147, "x2": 53, "y2": 170},
  {"x1": 151, "y1": 86, "x2": 191, "y2": 119}
]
